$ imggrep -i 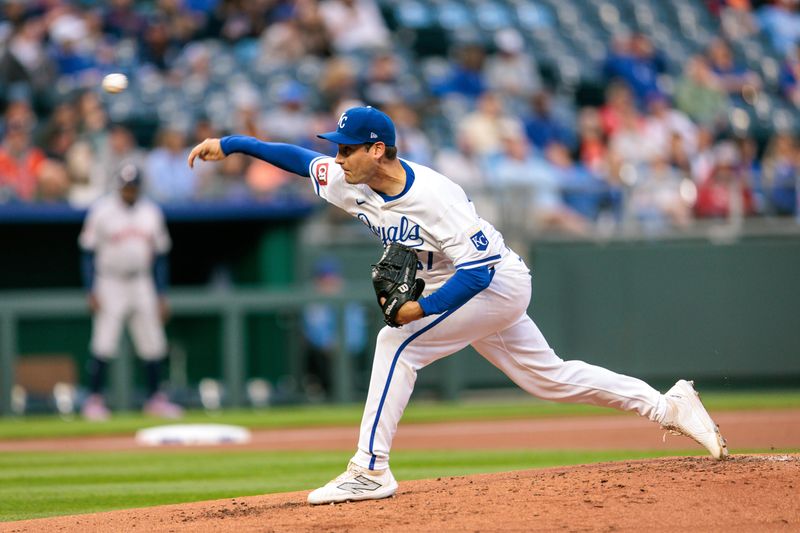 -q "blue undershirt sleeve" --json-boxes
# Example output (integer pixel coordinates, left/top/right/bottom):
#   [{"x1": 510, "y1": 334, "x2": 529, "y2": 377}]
[
  {"x1": 418, "y1": 265, "x2": 493, "y2": 316},
  {"x1": 153, "y1": 254, "x2": 169, "y2": 295},
  {"x1": 220, "y1": 136, "x2": 323, "y2": 177},
  {"x1": 81, "y1": 250, "x2": 95, "y2": 292}
]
